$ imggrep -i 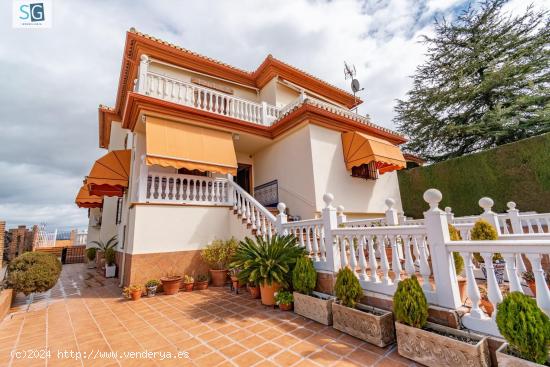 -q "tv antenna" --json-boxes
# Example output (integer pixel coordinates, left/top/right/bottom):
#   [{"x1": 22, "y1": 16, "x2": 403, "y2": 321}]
[{"x1": 344, "y1": 61, "x2": 364, "y2": 112}]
